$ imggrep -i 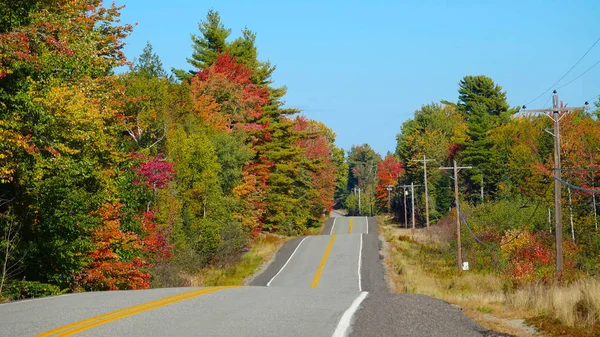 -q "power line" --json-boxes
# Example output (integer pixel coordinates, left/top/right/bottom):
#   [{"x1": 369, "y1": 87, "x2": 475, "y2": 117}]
[
  {"x1": 459, "y1": 214, "x2": 496, "y2": 249},
  {"x1": 542, "y1": 95, "x2": 552, "y2": 109},
  {"x1": 555, "y1": 177, "x2": 600, "y2": 193},
  {"x1": 556, "y1": 59, "x2": 600, "y2": 90},
  {"x1": 560, "y1": 166, "x2": 600, "y2": 172},
  {"x1": 524, "y1": 36, "x2": 600, "y2": 106},
  {"x1": 460, "y1": 183, "x2": 551, "y2": 249}
]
